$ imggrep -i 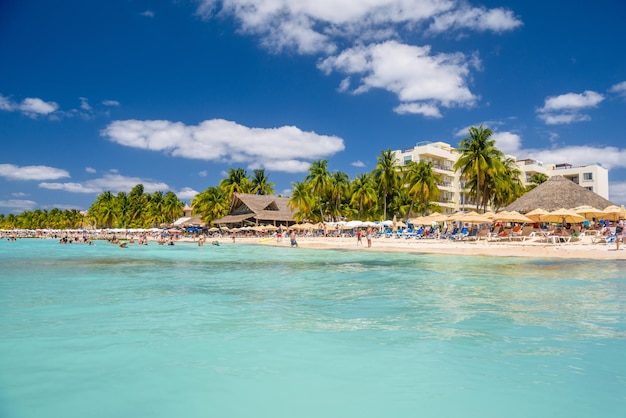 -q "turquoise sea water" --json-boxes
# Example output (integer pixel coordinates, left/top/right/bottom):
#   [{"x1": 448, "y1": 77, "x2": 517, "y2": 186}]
[{"x1": 0, "y1": 239, "x2": 625, "y2": 418}]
